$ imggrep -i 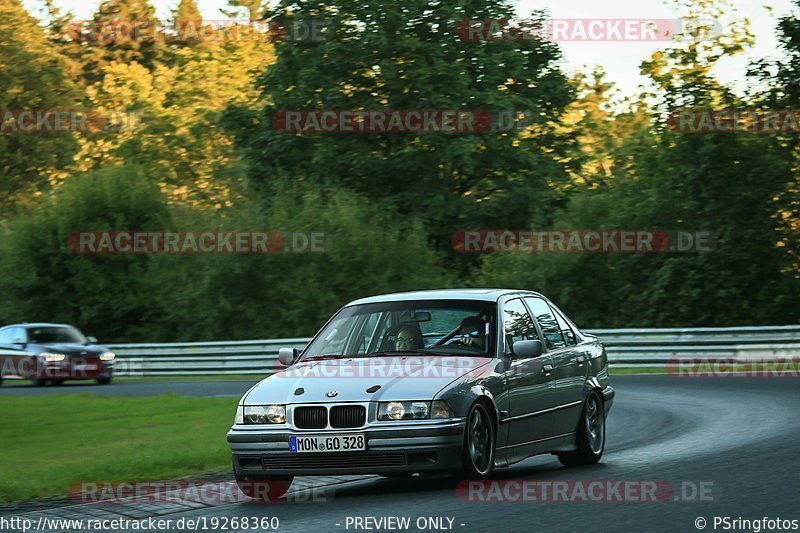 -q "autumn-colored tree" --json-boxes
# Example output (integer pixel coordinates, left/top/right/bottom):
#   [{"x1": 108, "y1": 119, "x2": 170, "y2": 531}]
[
  {"x1": 222, "y1": 0, "x2": 266, "y2": 22},
  {"x1": 0, "y1": 0, "x2": 79, "y2": 214},
  {"x1": 74, "y1": 24, "x2": 275, "y2": 205}
]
